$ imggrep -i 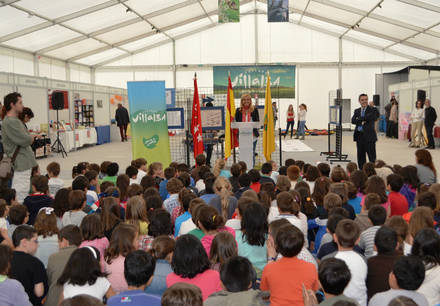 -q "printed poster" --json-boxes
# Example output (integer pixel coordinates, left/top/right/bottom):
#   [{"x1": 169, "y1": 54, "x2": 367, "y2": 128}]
[
  {"x1": 268, "y1": 0, "x2": 289, "y2": 22},
  {"x1": 127, "y1": 81, "x2": 171, "y2": 166},
  {"x1": 213, "y1": 65, "x2": 296, "y2": 98},
  {"x1": 219, "y1": 0, "x2": 240, "y2": 23}
]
